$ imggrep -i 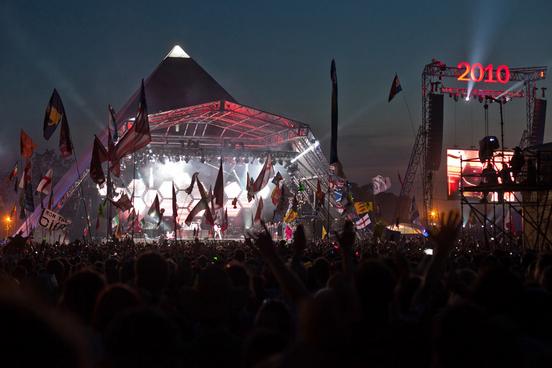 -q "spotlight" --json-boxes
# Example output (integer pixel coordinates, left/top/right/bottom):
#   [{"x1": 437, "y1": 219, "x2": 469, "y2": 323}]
[{"x1": 184, "y1": 156, "x2": 190, "y2": 163}]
